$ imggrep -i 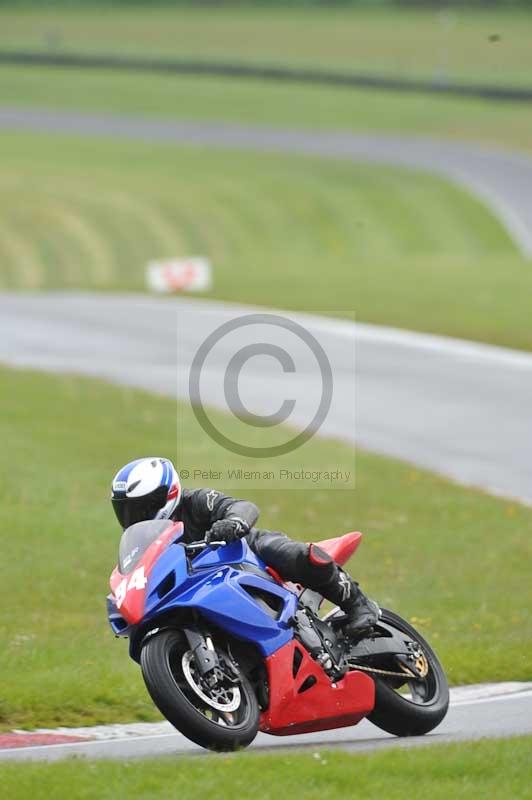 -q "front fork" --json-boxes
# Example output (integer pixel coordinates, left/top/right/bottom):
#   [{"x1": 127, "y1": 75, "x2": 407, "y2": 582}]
[{"x1": 183, "y1": 624, "x2": 240, "y2": 687}]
